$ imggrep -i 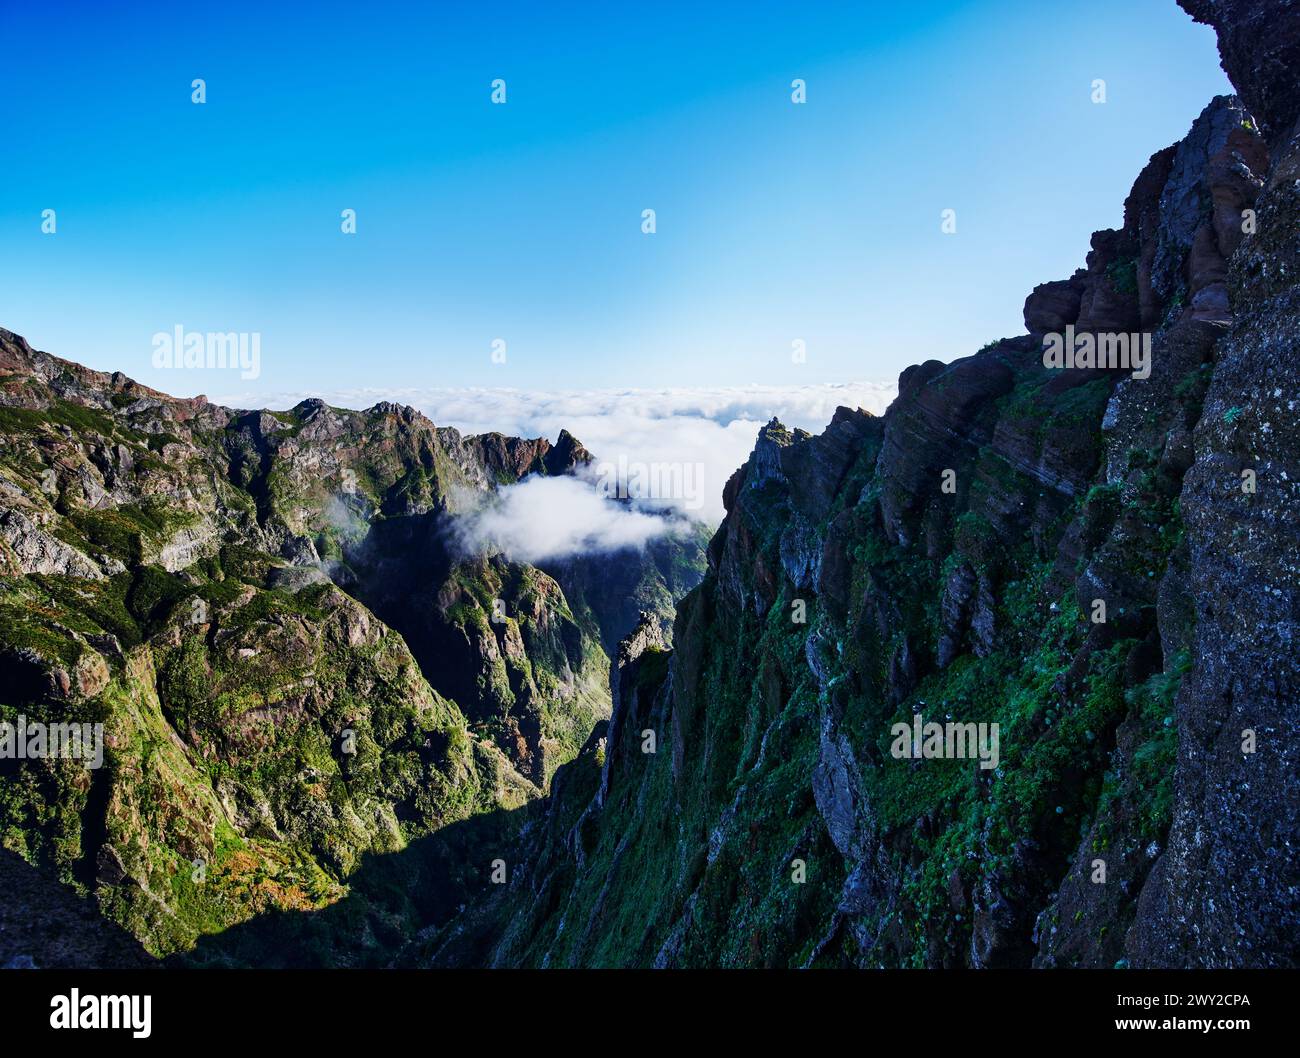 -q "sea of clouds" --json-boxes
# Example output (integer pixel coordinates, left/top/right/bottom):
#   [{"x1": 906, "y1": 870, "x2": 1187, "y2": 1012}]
[{"x1": 236, "y1": 382, "x2": 898, "y2": 560}]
